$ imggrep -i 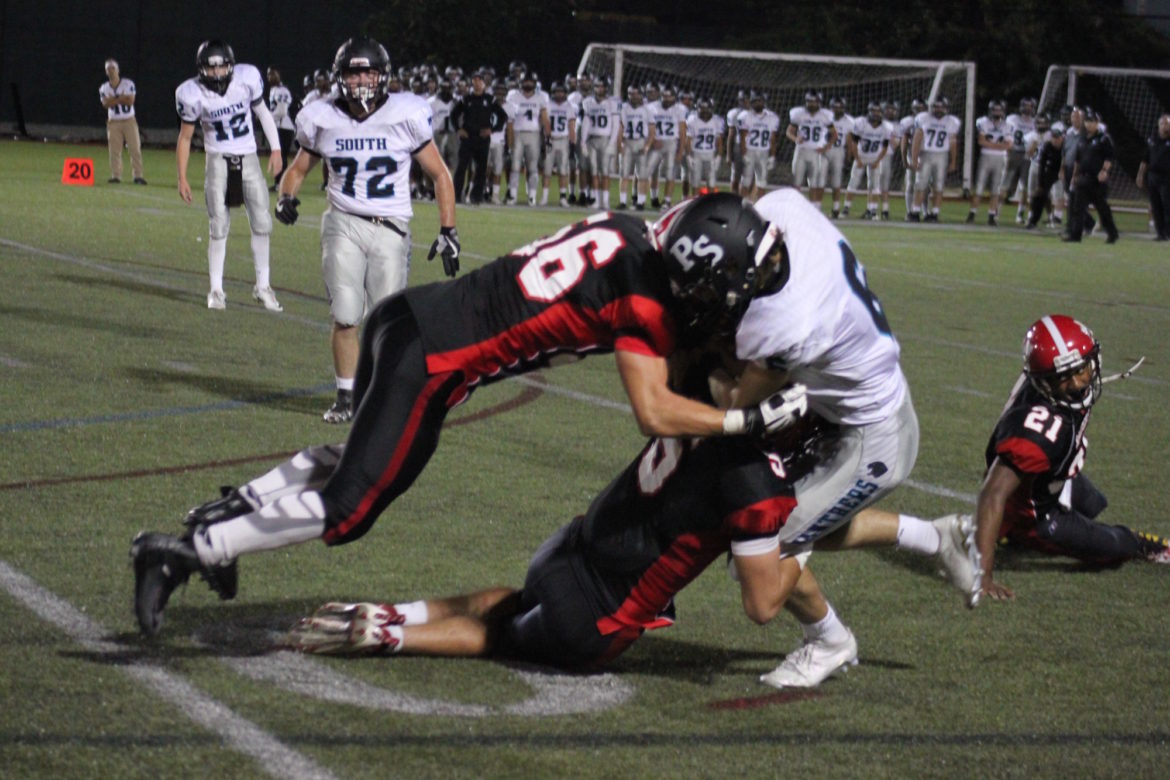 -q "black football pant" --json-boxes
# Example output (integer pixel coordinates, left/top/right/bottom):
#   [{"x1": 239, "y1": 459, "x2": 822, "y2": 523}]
[
  {"x1": 1027, "y1": 170, "x2": 1060, "y2": 227},
  {"x1": 454, "y1": 136, "x2": 490, "y2": 203},
  {"x1": 318, "y1": 295, "x2": 466, "y2": 545},
  {"x1": 1069, "y1": 176, "x2": 1117, "y2": 240},
  {"x1": 1029, "y1": 474, "x2": 1145, "y2": 564},
  {"x1": 1148, "y1": 172, "x2": 1170, "y2": 239}
]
